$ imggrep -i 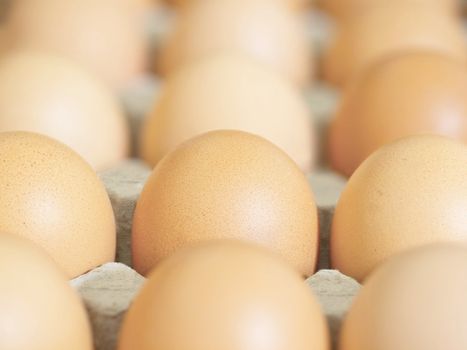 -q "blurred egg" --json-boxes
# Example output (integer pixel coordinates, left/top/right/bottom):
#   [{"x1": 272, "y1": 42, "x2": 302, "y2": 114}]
[
  {"x1": 0, "y1": 51, "x2": 129, "y2": 170},
  {"x1": 133, "y1": 130, "x2": 319, "y2": 277},
  {"x1": 157, "y1": 0, "x2": 312, "y2": 86},
  {"x1": 119, "y1": 240, "x2": 329, "y2": 350},
  {"x1": 331, "y1": 135, "x2": 467, "y2": 282},
  {"x1": 322, "y1": 6, "x2": 466, "y2": 86},
  {"x1": 141, "y1": 54, "x2": 315, "y2": 172},
  {"x1": 340, "y1": 243, "x2": 467, "y2": 350},
  {"x1": 4, "y1": 0, "x2": 147, "y2": 88},
  {"x1": 316, "y1": 0, "x2": 459, "y2": 19},
  {"x1": 329, "y1": 53, "x2": 467, "y2": 176},
  {"x1": 0, "y1": 233, "x2": 92, "y2": 350},
  {"x1": 0, "y1": 131, "x2": 116, "y2": 278},
  {"x1": 166, "y1": 0, "x2": 310, "y2": 11}
]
